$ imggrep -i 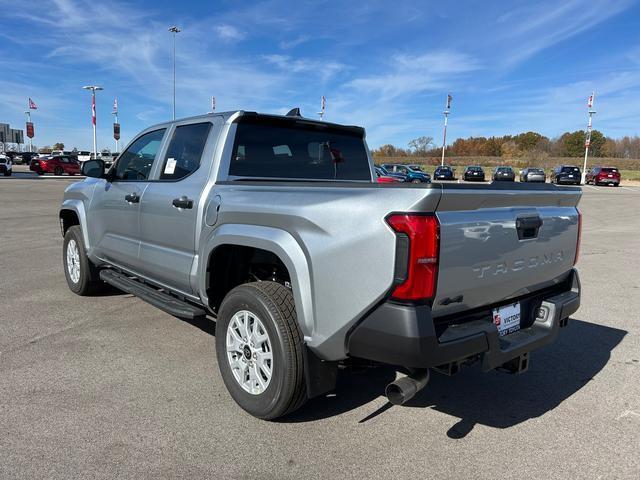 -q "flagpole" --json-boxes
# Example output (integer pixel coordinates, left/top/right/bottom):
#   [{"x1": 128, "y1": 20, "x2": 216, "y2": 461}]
[
  {"x1": 92, "y1": 91, "x2": 97, "y2": 159},
  {"x1": 83, "y1": 85, "x2": 103, "y2": 160},
  {"x1": 440, "y1": 94, "x2": 452, "y2": 166},
  {"x1": 440, "y1": 111, "x2": 449, "y2": 167},
  {"x1": 113, "y1": 110, "x2": 119, "y2": 153},
  {"x1": 318, "y1": 96, "x2": 325, "y2": 120},
  {"x1": 582, "y1": 92, "x2": 596, "y2": 185},
  {"x1": 24, "y1": 109, "x2": 33, "y2": 152}
]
